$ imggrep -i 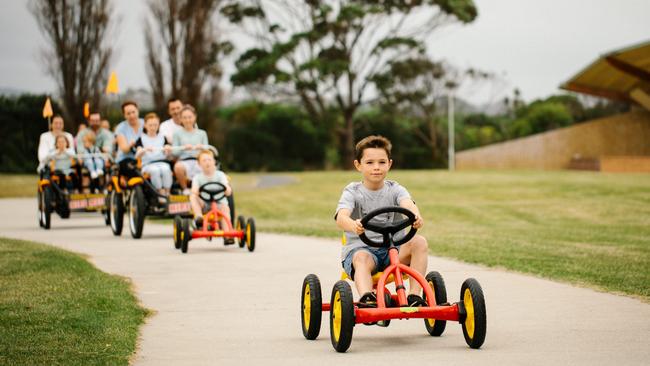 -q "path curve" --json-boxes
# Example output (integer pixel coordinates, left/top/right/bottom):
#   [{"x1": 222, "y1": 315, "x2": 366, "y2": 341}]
[{"x1": 1, "y1": 198, "x2": 649, "y2": 365}]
